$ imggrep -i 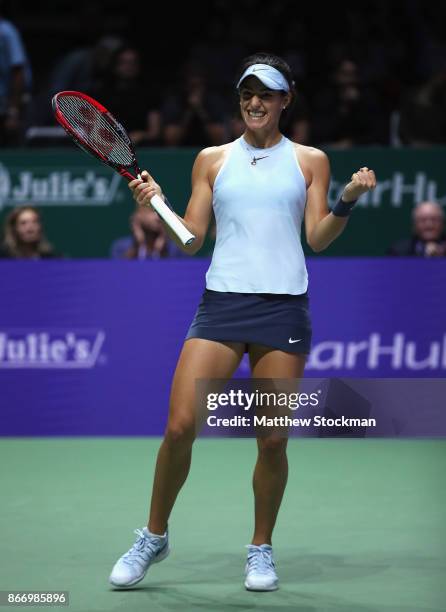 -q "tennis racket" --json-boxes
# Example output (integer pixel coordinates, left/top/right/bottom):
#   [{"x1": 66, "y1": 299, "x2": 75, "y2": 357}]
[{"x1": 52, "y1": 90, "x2": 196, "y2": 246}]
